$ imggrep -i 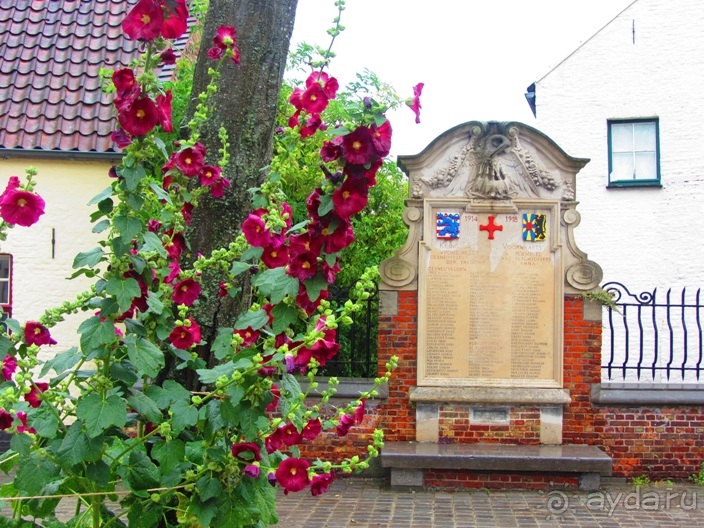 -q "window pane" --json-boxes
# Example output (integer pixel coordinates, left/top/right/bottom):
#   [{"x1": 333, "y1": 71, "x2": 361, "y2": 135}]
[
  {"x1": 0, "y1": 256, "x2": 9, "y2": 279},
  {"x1": 633, "y1": 122, "x2": 656, "y2": 151},
  {"x1": 611, "y1": 152, "x2": 634, "y2": 180},
  {"x1": 635, "y1": 152, "x2": 657, "y2": 180},
  {"x1": 611, "y1": 123, "x2": 633, "y2": 152},
  {"x1": 0, "y1": 283, "x2": 7, "y2": 305}
]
